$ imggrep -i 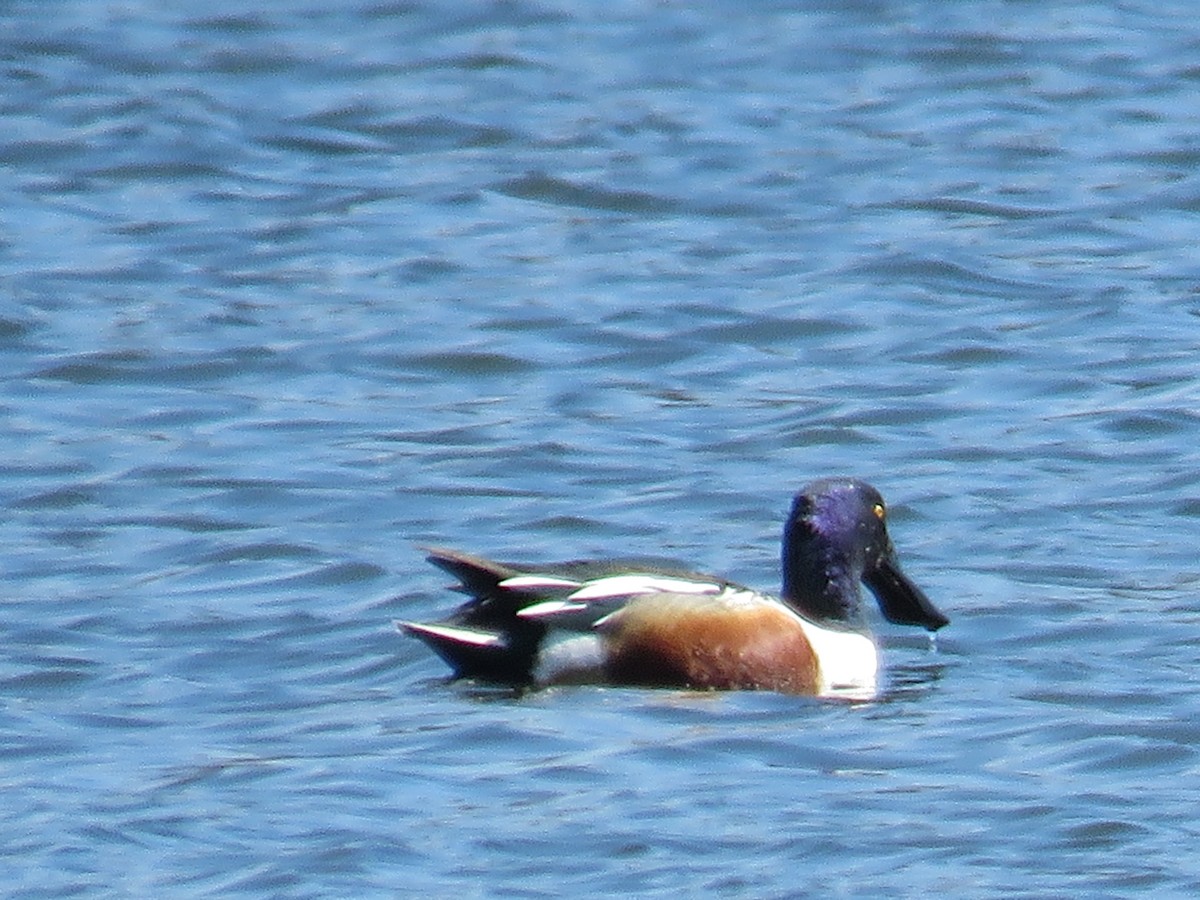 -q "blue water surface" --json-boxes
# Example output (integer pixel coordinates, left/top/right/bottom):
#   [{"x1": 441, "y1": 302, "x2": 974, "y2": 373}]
[{"x1": 4, "y1": 1, "x2": 1200, "y2": 896}]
